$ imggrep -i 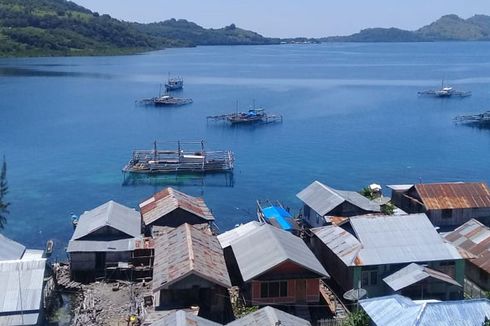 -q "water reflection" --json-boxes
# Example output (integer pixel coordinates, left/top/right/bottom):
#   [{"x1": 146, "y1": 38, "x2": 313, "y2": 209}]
[{"x1": 0, "y1": 67, "x2": 113, "y2": 79}]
